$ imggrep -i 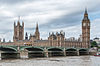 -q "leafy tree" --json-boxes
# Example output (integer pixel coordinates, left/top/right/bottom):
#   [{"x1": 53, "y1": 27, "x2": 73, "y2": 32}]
[{"x1": 91, "y1": 41, "x2": 98, "y2": 47}]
